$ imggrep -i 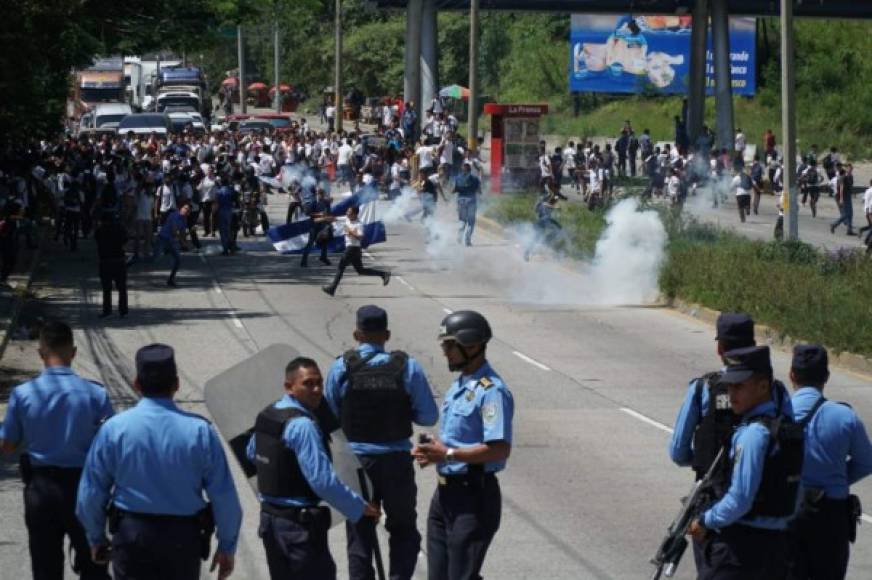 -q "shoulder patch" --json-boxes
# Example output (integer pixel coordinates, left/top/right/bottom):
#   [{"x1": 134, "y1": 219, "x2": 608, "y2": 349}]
[{"x1": 478, "y1": 377, "x2": 494, "y2": 389}]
